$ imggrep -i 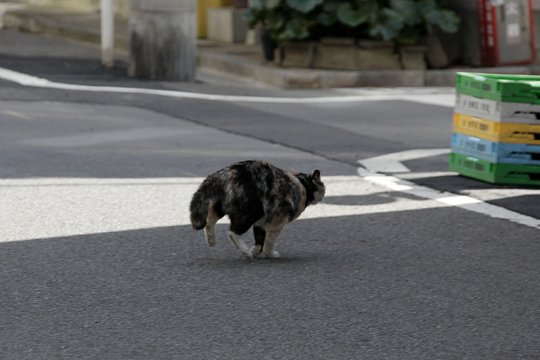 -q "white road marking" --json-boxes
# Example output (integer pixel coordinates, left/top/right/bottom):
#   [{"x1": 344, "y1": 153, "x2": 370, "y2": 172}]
[
  {"x1": 359, "y1": 150, "x2": 539, "y2": 228},
  {"x1": 0, "y1": 176, "x2": 450, "y2": 242},
  {"x1": 398, "y1": 171, "x2": 457, "y2": 180},
  {"x1": 461, "y1": 188, "x2": 540, "y2": 202},
  {"x1": 0, "y1": 66, "x2": 454, "y2": 105},
  {"x1": 359, "y1": 148, "x2": 451, "y2": 173},
  {"x1": 23, "y1": 127, "x2": 186, "y2": 147},
  {"x1": 357, "y1": 168, "x2": 540, "y2": 230},
  {"x1": 331, "y1": 88, "x2": 456, "y2": 107},
  {"x1": 1, "y1": 110, "x2": 32, "y2": 120},
  {"x1": 2, "y1": 172, "x2": 538, "y2": 243}
]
